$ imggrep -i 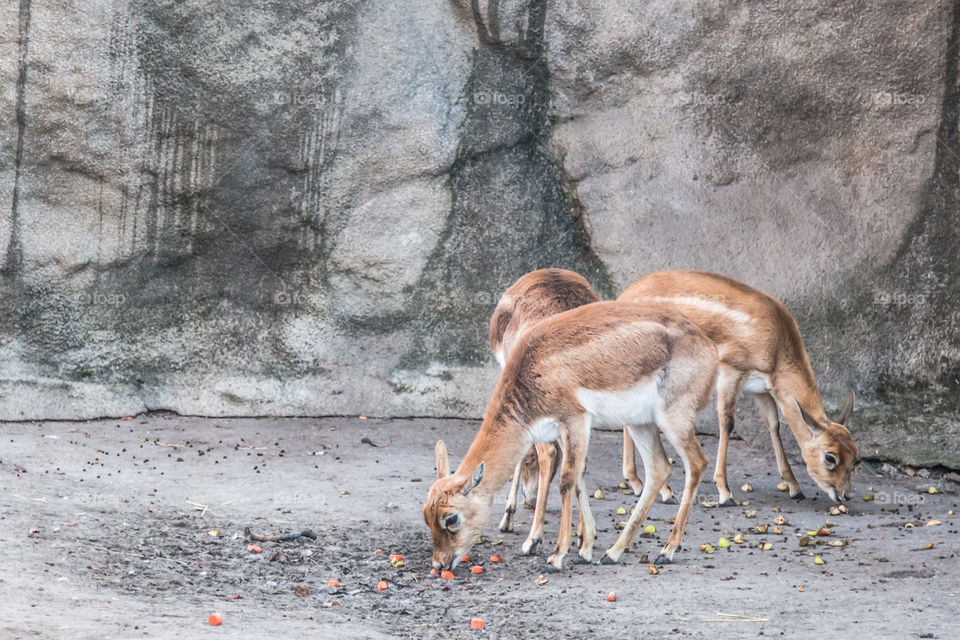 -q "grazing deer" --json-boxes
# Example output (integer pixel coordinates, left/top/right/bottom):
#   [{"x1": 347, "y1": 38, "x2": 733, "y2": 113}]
[
  {"x1": 489, "y1": 268, "x2": 598, "y2": 543},
  {"x1": 424, "y1": 302, "x2": 719, "y2": 571},
  {"x1": 618, "y1": 270, "x2": 858, "y2": 505}
]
